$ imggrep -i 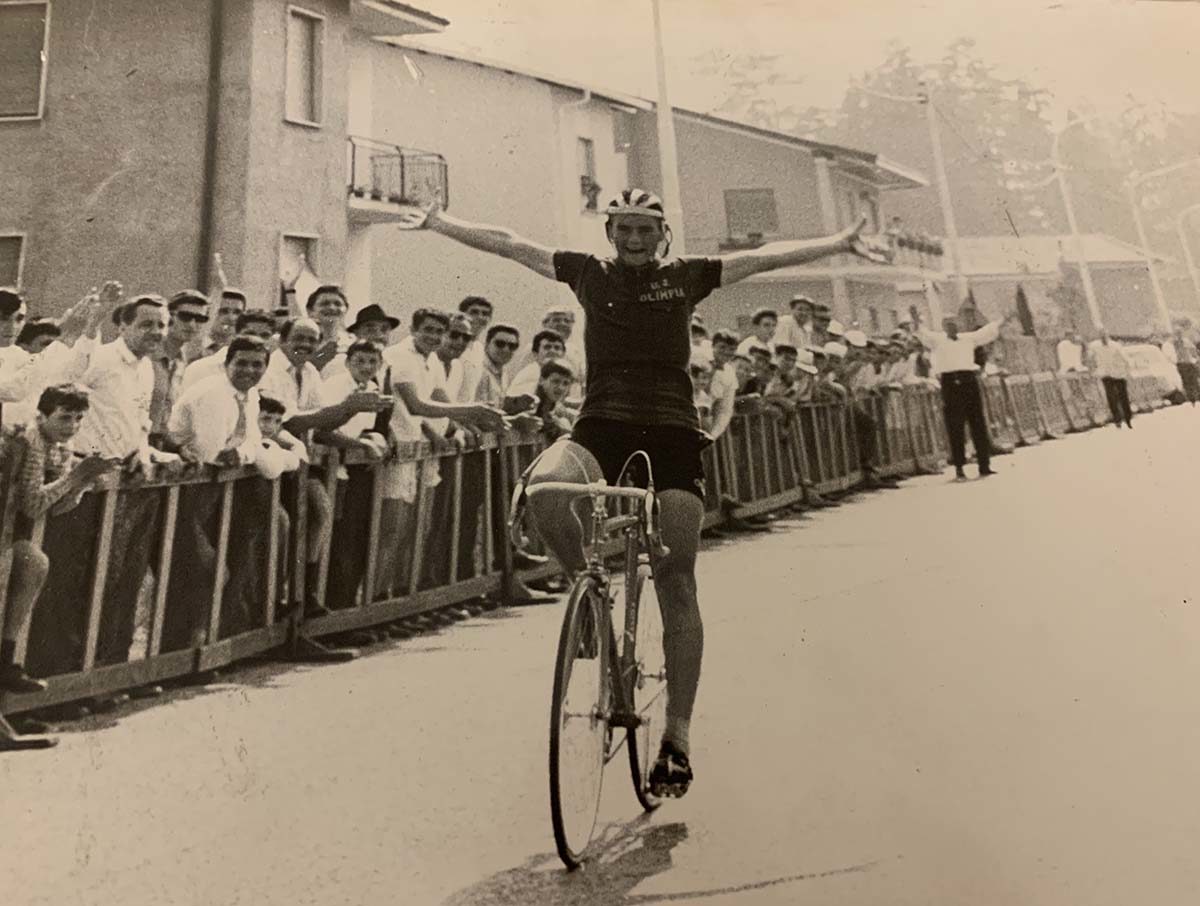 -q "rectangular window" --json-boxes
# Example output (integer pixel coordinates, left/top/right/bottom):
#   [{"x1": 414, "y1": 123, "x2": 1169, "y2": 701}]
[
  {"x1": 285, "y1": 6, "x2": 323, "y2": 126},
  {"x1": 281, "y1": 234, "x2": 318, "y2": 282},
  {"x1": 861, "y1": 193, "x2": 881, "y2": 232},
  {"x1": 0, "y1": 1, "x2": 50, "y2": 120},
  {"x1": 0, "y1": 235, "x2": 23, "y2": 286},
  {"x1": 577, "y1": 137, "x2": 599, "y2": 211},
  {"x1": 724, "y1": 189, "x2": 779, "y2": 239},
  {"x1": 280, "y1": 233, "x2": 318, "y2": 309}
]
